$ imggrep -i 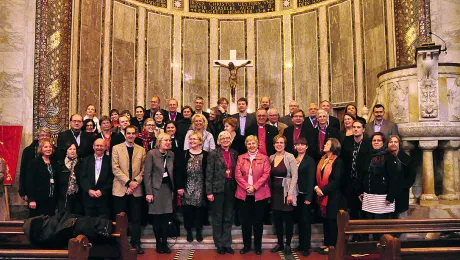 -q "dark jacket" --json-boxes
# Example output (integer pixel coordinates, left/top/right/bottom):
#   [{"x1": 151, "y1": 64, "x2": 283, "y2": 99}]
[
  {"x1": 164, "y1": 111, "x2": 184, "y2": 122},
  {"x1": 207, "y1": 121, "x2": 223, "y2": 147},
  {"x1": 79, "y1": 154, "x2": 113, "y2": 207},
  {"x1": 231, "y1": 113, "x2": 257, "y2": 136},
  {"x1": 359, "y1": 151, "x2": 400, "y2": 203},
  {"x1": 310, "y1": 126, "x2": 341, "y2": 161},
  {"x1": 395, "y1": 150, "x2": 416, "y2": 213},
  {"x1": 144, "y1": 108, "x2": 168, "y2": 120},
  {"x1": 230, "y1": 134, "x2": 246, "y2": 155},
  {"x1": 297, "y1": 154, "x2": 316, "y2": 203},
  {"x1": 245, "y1": 124, "x2": 279, "y2": 156},
  {"x1": 56, "y1": 159, "x2": 82, "y2": 210},
  {"x1": 279, "y1": 114, "x2": 293, "y2": 128},
  {"x1": 130, "y1": 117, "x2": 145, "y2": 132},
  {"x1": 176, "y1": 118, "x2": 192, "y2": 141},
  {"x1": 321, "y1": 158, "x2": 343, "y2": 219},
  {"x1": 176, "y1": 150, "x2": 208, "y2": 190},
  {"x1": 340, "y1": 136, "x2": 372, "y2": 195},
  {"x1": 283, "y1": 123, "x2": 310, "y2": 156},
  {"x1": 26, "y1": 157, "x2": 59, "y2": 202},
  {"x1": 205, "y1": 148, "x2": 238, "y2": 194},
  {"x1": 328, "y1": 116, "x2": 341, "y2": 131},
  {"x1": 56, "y1": 130, "x2": 93, "y2": 162},
  {"x1": 19, "y1": 140, "x2": 39, "y2": 197}
]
